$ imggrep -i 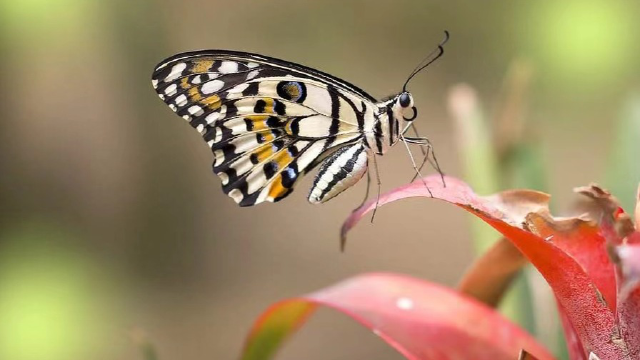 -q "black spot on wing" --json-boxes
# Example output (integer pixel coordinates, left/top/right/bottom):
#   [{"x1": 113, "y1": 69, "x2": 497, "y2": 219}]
[
  {"x1": 254, "y1": 99, "x2": 266, "y2": 113},
  {"x1": 263, "y1": 161, "x2": 278, "y2": 179},
  {"x1": 281, "y1": 163, "x2": 299, "y2": 189},
  {"x1": 244, "y1": 118, "x2": 254, "y2": 131},
  {"x1": 289, "y1": 118, "x2": 300, "y2": 136},
  {"x1": 250, "y1": 153, "x2": 259, "y2": 164},
  {"x1": 266, "y1": 116, "x2": 281, "y2": 128},
  {"x1": 204, "y1": 124, "x2": 233, "y2": 144},
  {"x1": 242, "y1": 81, "x2": 260, "y2": 97},
  {"x1": 274, "y1": 100, "x2": 286, "y2": 115},
  {"x1": 239, "y1": 191, "x2": 261, "y2": 207},
  {"x1": 287, "y1": 144, "x2": 299, "y2": 157}
]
